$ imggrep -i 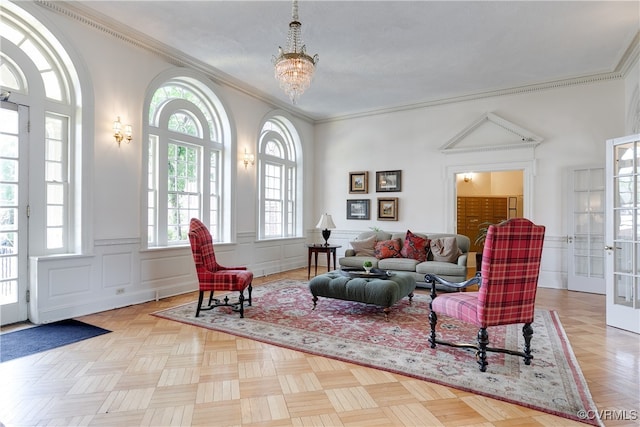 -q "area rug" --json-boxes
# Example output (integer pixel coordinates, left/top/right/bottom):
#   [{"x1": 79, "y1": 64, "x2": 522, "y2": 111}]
[
  {"x1": 0, "y1": 319, "x2": 111, "y2": 363},
  {"x1": 153, "y1": 279, "x2": 601, "y2": 426}
]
